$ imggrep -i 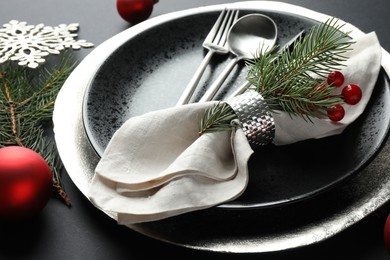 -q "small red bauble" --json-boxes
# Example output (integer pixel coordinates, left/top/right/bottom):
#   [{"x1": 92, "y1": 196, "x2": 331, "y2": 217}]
[
  {"x1": 342, "y1": 84, "x2": 362, "y2": 105},
  {"x1": 0, "y1": 146, "x2": 53, "y2": 221},
  {"x1": 327, "y1": 70, "x2": 344, "y2": 88},
  {"x1": 327, "y1": 104, "x2": 345, "y2": 122},
  {"x1": 116, "y1": 0, "x2": 159, "y2": 24}
]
